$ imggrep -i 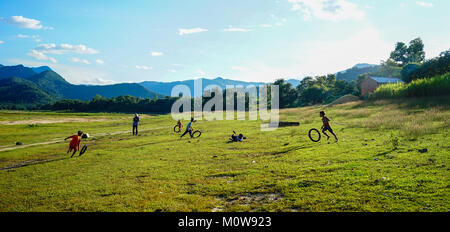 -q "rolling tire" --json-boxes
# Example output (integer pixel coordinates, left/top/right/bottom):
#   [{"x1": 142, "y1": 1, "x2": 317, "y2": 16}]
[
  {"x1": 192, "y1": 130, "x2": 202, "y2": 138},
  {"x1": 308, "y1": 128, "x2": 321, "y2": 142},
  {"x1": 174, "y1": 125, "x2": 181, "y2": 133},
  {"x1": 79, "y1": 145, "x2": 88, "y2": 156}
]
